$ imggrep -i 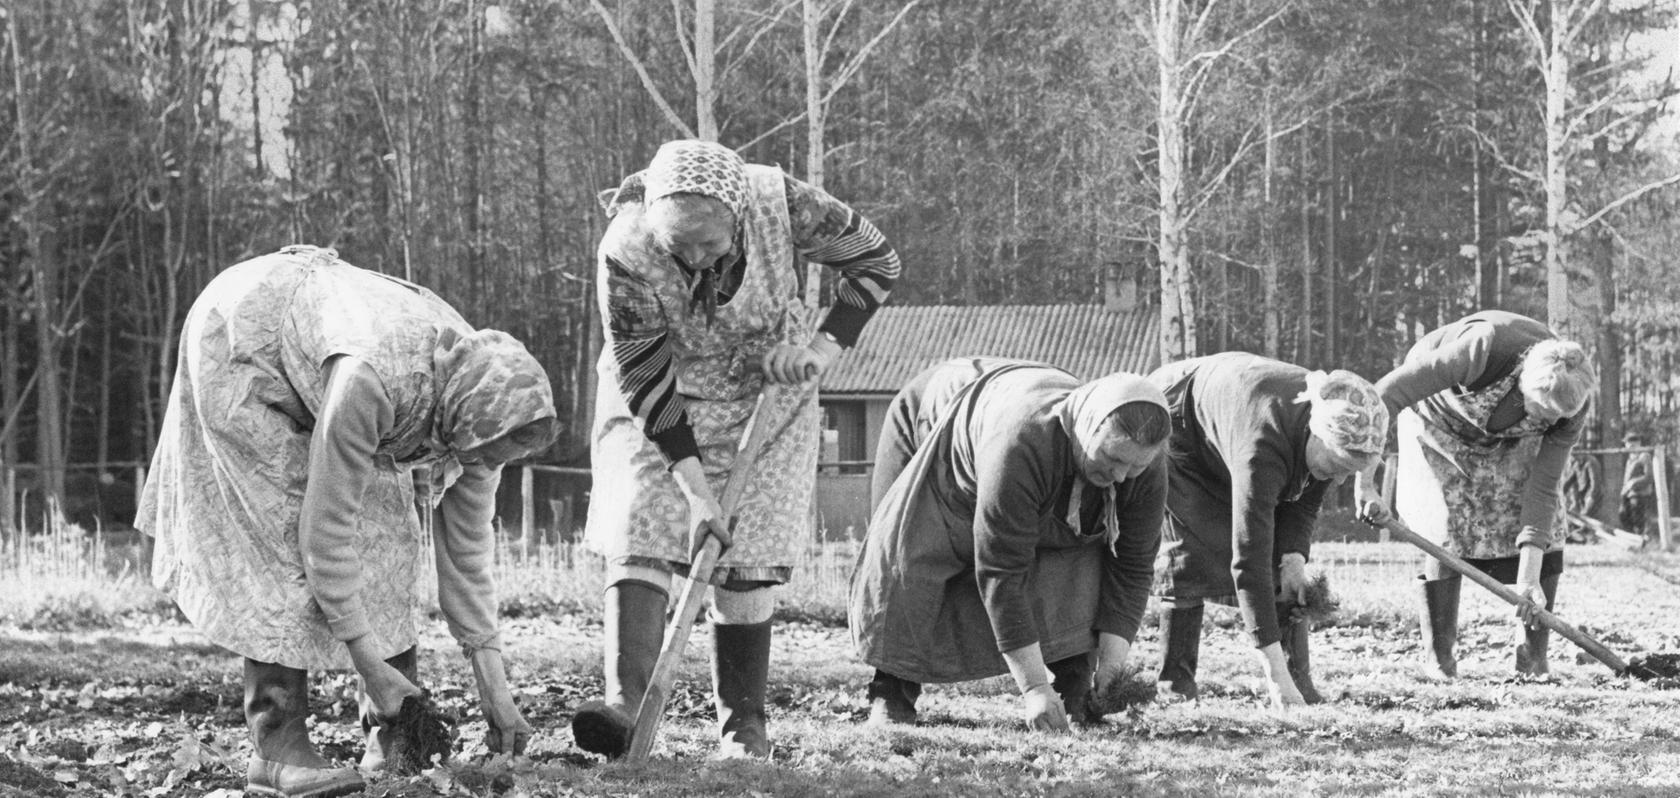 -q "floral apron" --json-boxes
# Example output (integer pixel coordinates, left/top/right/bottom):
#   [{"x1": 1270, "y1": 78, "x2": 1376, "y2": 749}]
[
  {"x1": 586, "y1": 166, "x2": 819, "y2": 584},
  {"x1": 1394, "y1": 367, "x2": 1564, "y2": 559}
]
